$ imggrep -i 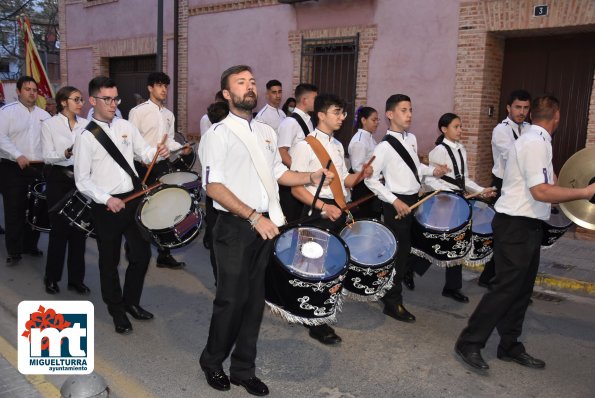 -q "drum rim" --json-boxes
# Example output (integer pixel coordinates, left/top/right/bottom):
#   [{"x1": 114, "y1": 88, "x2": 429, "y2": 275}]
[
  {"x1": 273, "y1": 224, "x2": 350, "y2": 282},
  {"x1": 413, "y1": 191, "x2": 472, "y2": 232},
  {"x1": 339, "y1": 218, "x2": 398, "y2": 269}
]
